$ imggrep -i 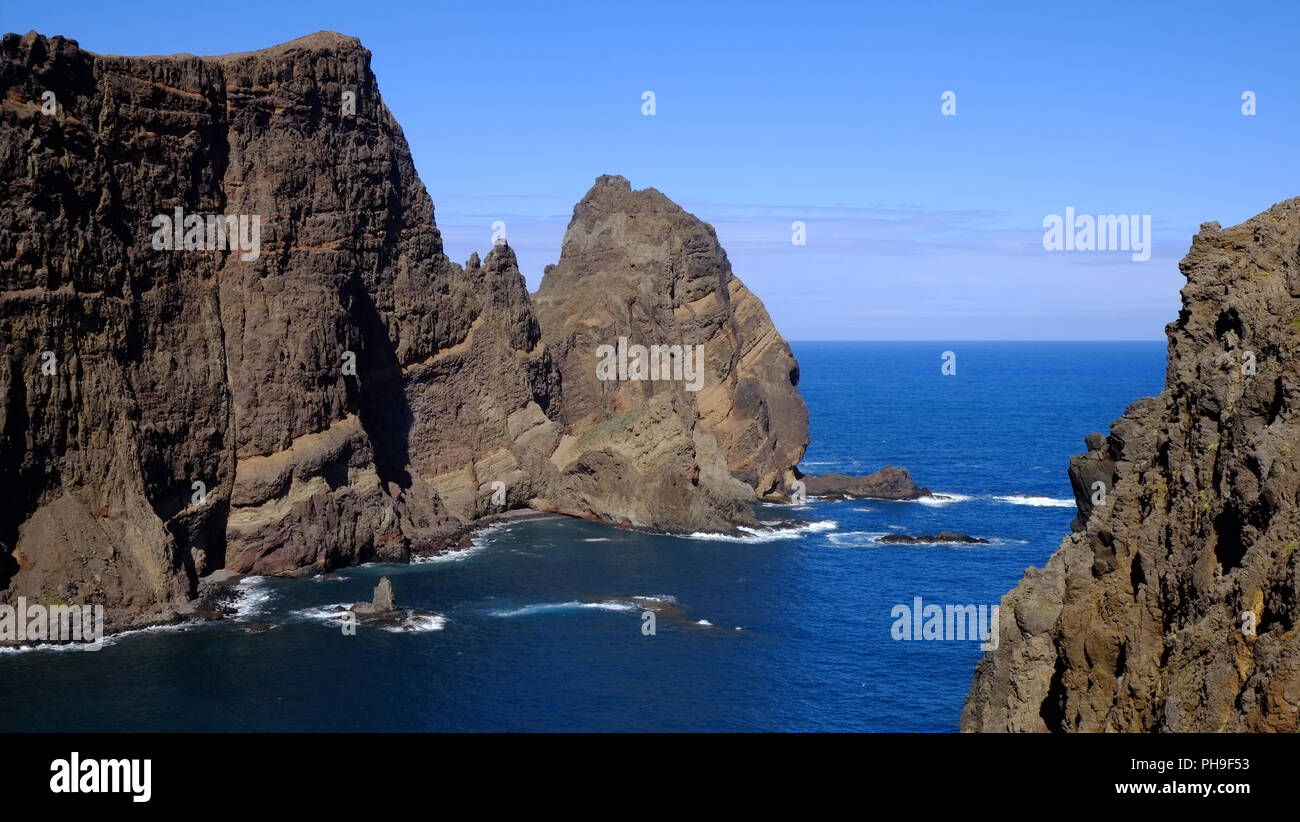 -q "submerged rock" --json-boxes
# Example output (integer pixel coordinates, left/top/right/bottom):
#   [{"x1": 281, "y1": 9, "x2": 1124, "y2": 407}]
[{"x1": 878, "y1": 531, "x2": 988, "y2": 545}]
